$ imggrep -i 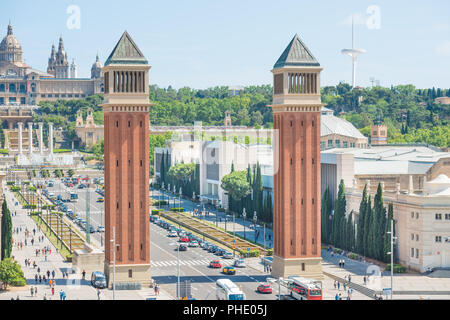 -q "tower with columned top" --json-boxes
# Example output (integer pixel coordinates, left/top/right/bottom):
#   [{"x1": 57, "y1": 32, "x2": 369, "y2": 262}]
[
  {"x1": 101, "y1": 31, "x2": 152, "y2": 287},
  {"x1": 269, "y1": 34, "x2": 324, "y2": 280}
]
